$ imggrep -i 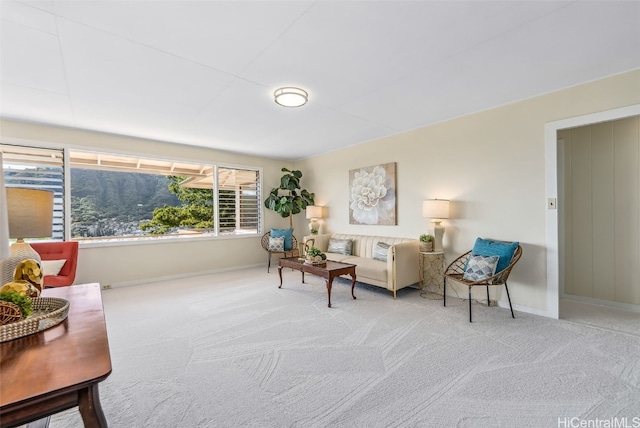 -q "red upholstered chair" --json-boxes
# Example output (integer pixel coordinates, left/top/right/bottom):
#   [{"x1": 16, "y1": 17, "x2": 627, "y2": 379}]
[{"x1": 30, "y1": 241, "x2": 79, "y2": 287}]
